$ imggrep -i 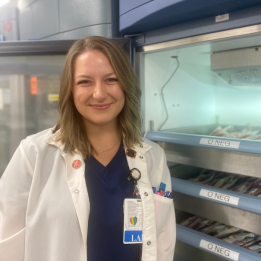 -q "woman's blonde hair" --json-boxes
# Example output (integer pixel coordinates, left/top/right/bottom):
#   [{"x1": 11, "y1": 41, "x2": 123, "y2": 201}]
[{"x1": 54, "y1": 36, "x2": 142, "y2": 158}]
